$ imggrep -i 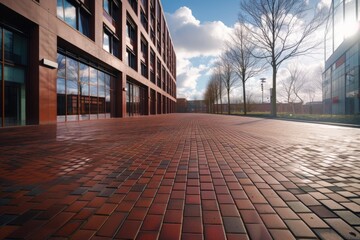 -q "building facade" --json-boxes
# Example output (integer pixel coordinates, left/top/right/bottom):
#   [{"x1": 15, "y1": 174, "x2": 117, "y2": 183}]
[
  {"x1": 323, "y1": 0, "x2": 360, "y2": 114},
  {"x1": 0, "y1": 0, "x2": 176, "y2": 127}
]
